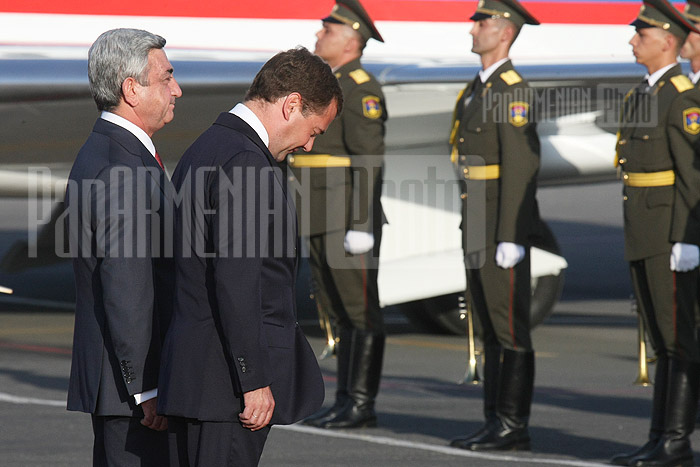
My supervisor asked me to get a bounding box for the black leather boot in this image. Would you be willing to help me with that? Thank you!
[450,345,502,448]
[303,326,352,427]
[319,329,385,429]
[633,359,700,467]
[610,355,668,466]
[454,349,534,451]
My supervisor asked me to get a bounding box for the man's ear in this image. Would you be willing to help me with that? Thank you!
[345,35,359,54]
[122,77,139,107]
[282,92,303,121]
[501,23,515,45]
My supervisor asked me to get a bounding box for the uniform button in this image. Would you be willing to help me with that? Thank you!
[463,168,469,174]
[460,155,466,161]
[288,176,295,182]
[642,135,649,140]
[238,357,244,362]
[618,158,626,164]
[460,193,467,200]
[288,156,295,163]
[618,139,627,145]
[476,128,482,133]
[623,174,629,180]
[623,196,628,201]
[241,368,247,373]
[459,138,465,143]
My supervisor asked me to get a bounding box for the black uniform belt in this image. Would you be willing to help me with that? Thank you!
[288,154,351,168]
[461,164,500,180]
[622,170,675,187]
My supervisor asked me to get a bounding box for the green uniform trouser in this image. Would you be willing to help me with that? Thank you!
[308,229,384,333]
[630,253,700,362]
[465,247,532,351]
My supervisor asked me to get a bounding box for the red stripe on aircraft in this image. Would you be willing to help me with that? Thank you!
[0,341,72,355]
[1,1,662,24]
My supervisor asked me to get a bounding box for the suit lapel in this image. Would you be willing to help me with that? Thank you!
[213,112,298,243]
[93,119,167,195]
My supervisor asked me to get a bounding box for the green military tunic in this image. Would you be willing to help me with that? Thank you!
[289,58,387,331]
[616,65,700,361]
[451,59,540,350]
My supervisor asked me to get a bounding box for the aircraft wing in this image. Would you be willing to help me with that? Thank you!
[0,56,644,276]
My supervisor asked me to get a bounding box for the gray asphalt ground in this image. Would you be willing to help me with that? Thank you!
[2,182,698,466]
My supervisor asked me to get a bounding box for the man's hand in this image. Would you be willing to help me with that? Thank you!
[344,230,374,255]
[495,242,525,269]
[140,397,167,431]
[670,242,700,272]
[239,386,275,431]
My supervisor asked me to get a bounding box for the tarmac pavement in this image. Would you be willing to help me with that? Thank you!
[0,298,696,466]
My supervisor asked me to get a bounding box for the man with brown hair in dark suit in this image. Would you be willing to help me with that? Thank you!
[158,47,343,466]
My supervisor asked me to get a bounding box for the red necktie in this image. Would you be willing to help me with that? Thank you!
[154,151,164,170]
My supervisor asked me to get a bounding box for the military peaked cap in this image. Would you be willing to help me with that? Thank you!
[631,0,700,39]
[470,0,540,27]
[322,0,383,43]
[685,0,700,23]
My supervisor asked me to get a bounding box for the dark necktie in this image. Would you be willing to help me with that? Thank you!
[470,76,484,98]
[464,75,483,109]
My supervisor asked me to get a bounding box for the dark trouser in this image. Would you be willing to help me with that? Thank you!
[450,247,535,451]
[465,247,532,351]
[304,228,385,428]
[610,255,700,466]
[308,229,383,332]
[630,254,700,362]
[91,415,168,467]
[167,417,270,467]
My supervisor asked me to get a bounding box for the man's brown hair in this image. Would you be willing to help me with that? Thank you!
[245,47,344,116]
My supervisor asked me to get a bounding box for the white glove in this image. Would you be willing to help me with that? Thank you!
[344,230,374,255]
[495,242,525,269]
[670,242,700,272]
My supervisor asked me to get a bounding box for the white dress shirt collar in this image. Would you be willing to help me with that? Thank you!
[100,111,156,156]
[229,103,270,148]
[479,57,510,83]
[645,62,677,88]
[690,69,700,85]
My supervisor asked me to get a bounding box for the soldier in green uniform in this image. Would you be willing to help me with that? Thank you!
[289,0,387,429]
[447,0,541,452]
[681,1,700,85]
[611,2,700,466]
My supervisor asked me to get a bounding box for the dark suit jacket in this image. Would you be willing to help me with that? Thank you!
[158,112,324,424]
[66,118,174,416]
[451,60,541,254]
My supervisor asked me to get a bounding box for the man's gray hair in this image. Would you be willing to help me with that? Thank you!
[88,28,166,111]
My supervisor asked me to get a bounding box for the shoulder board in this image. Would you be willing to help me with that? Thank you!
[500,70,522,86]
[349,69,370,85]
[670,75,694,93]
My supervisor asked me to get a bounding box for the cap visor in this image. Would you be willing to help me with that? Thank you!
[470,12,492,21]
[322,16,343,24]
[630,18,654,28]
